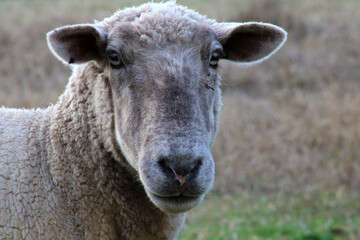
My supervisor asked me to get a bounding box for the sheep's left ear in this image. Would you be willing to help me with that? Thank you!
[215,22,287,64]
[47,24,106,64]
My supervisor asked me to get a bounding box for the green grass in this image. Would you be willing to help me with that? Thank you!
[179,189,360,240]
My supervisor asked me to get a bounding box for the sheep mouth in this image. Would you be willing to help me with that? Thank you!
[147,191,203,213]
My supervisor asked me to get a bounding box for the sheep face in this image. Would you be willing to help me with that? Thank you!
[105,22,222,213]
[47,2,287,213]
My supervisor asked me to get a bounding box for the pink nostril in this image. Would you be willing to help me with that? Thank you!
[170,167,190,187]
[158,157,203,186]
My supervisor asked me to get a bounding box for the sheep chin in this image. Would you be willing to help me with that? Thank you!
[146,190,204,213]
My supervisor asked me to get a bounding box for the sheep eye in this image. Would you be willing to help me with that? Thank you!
[107,51,122,67]
[209,52,220,68]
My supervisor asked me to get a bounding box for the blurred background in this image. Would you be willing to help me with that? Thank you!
[0,0,359,239]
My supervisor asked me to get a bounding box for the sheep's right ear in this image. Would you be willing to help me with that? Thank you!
[47,24,106,64]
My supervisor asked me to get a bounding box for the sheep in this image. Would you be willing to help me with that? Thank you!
[0,2,286,240]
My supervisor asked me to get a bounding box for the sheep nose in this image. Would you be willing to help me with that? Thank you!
[158,157,203,187]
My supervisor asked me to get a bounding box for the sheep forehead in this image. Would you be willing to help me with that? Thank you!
[103,2,216,45]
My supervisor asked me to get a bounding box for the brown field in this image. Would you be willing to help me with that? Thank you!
[1,0,359,199]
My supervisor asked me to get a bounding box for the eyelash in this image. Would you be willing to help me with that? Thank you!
[205,82,214,91]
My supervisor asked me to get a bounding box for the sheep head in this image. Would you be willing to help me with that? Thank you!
[47,2,286,213]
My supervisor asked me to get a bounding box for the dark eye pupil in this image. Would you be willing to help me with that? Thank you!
[109,55,118,62]
[211,56,219,62]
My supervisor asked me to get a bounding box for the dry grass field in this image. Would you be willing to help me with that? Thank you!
[1,0,359,239]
